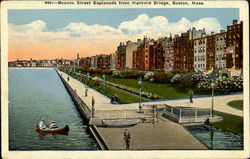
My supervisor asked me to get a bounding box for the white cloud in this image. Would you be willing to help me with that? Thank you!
[119,14,221,35]
[9,20,47,32]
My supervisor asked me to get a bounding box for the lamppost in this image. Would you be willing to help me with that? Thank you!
[103,74,106,93]
[210,82,215,117]
[87,72,90,84]
[138,77,143,113]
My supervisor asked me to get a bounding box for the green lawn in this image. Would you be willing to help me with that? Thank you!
[93,74,191,99]
[210,111,243,136]
[228,100,243,110]
[100,84,149,104]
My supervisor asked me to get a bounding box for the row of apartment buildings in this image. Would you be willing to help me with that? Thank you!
[80,20,243,72]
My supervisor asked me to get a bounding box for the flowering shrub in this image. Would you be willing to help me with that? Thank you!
[171,74,182,84]
[197,77,243,93]
[144,72,154,81]
[192,74,209,82]
[112,70,123,78]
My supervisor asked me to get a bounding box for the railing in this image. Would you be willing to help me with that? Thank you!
[93,108,155,121]
[143,104,211,119]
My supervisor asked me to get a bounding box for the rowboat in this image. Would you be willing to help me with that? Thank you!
[35,125,69,135]
[102,119,141,127]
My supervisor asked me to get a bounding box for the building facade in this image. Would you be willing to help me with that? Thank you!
[96,54,111,69]
[226,20,243,69]
[215,31,227,69]
[174,32,194,72]
[149,39,165,70]
[116,42,126,70]
[125,41,138,69]
[194,37,207,71]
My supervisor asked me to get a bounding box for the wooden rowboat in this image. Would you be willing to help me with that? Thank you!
[35,125,69,135]
[102,119,141,127]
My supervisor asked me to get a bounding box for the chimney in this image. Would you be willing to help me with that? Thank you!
[220,30,225,33]
[211,31,214,35]
[233,19,238,25]
[202,28,205,33]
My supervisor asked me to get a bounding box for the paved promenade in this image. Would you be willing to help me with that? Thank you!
[96,118,207,150]
[58,70,243,116]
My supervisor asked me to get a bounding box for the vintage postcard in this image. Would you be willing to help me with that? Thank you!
[1,0,249,158]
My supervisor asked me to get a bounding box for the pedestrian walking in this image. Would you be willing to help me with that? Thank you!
[67,76,70,82]
[91,96,95,118]
[124,128,131,150]
[189,90,193,103]
[85,88,88,97]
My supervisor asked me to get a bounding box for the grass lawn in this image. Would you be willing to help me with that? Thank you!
[93,74,191,99]
[99,84,149,104]
[210,111,243,136]
[227,100,243,110]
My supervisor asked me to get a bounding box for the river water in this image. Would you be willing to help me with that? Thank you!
[185,125,243,150]
[9,68,99,150]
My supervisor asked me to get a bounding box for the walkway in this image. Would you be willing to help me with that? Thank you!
[96,118,207,150]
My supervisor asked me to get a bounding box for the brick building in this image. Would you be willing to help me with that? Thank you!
[173,31,194,72]
[164,36,174,72]
[96,54,111,69]
[226,20,243,69]
[206,34,216,71]
[80,57,91,70]
[132,37,154,71]
[116,42,126,70]
[149,39,165,70]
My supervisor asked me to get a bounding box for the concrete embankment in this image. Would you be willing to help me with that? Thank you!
[55,68,208,150]
[56,69,92,121]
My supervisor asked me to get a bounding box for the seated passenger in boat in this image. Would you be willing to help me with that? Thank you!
[49,121,58,129]
[39,120,47,129]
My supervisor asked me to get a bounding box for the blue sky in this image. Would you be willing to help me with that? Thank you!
[9,8,239,31]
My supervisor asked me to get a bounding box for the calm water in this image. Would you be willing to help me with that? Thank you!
[9,68,99,150]
[185,125,243,150]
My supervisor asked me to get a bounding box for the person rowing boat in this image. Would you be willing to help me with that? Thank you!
[49,120,58,129]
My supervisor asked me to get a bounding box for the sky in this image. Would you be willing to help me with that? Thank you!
[8,8,239,61]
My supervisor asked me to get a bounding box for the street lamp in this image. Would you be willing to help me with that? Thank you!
[210,82,215,117]
[103,74,106,93]
[87,72,90,84]
[138,77,143,113]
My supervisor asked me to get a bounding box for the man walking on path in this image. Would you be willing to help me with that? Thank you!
[85,88,88,97]
[91,97,95,118]
[124,128,131,150]
[189,90,193,103]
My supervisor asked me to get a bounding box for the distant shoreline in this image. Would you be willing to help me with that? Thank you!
[8,67,55,69]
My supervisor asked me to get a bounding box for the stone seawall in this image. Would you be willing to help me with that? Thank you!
[55,69,92,122]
